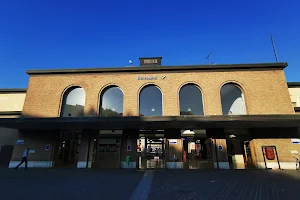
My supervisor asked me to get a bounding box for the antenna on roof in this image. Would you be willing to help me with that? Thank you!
[270,35,279,63]
[205,52,217,65]
[206,52,212,64]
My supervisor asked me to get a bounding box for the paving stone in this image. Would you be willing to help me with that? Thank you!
[148,170,300,200]
[0,169,300,200]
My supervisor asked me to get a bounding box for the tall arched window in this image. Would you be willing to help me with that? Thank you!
[220,83,246,115]
[139,85,162,116]
[100,86,123,117]
[179,84,204,115]
[60,87,86,117]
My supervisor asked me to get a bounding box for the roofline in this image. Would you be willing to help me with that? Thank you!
[294,107,300,112]
[0,114,300,130]
[0,88,27,93]
[26,62,288,75]
[288,82,300,88]
[0,111,22,115]
[139,57,163,60]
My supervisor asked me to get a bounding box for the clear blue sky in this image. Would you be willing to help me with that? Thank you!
[0,0,299,88]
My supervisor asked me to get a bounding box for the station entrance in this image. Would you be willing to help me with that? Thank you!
[181,129,214,169]
[91,134,122,169]
[137,134,166,169]
[183,137,214,169]
[54,131,81,168]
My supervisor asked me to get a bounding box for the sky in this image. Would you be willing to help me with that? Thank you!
[0,0,299,88]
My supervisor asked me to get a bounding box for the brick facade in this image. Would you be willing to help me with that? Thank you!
[3,64,300,170]
[22,69,293,118]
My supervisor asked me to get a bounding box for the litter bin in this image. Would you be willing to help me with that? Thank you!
[126,156,131,168]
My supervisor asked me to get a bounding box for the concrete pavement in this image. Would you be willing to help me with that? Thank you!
[0,169,299,200]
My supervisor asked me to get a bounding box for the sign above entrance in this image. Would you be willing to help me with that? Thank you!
[138,130,164,134]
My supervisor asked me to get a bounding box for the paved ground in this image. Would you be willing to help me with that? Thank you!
[0,169,300,200]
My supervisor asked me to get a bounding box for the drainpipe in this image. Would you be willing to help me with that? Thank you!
[86,132,91,168]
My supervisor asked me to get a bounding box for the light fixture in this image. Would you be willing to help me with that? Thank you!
[229,134,236,138]
[182,130,195,135]
[151,108,155,112]
[188,108,191,111]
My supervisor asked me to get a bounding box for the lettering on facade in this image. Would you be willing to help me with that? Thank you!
[137,76,157,80]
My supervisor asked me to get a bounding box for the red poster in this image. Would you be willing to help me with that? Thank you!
[264,147,275,160]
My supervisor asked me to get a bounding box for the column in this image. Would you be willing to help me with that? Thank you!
[211,138,230,169]
[231,138,245,169]
[120,131,137,168]
[77,130,94,168]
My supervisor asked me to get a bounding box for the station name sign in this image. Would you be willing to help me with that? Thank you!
[137,76,157,80]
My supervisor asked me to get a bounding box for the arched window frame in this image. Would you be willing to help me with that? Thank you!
[220,82,247,115]
[178,83,205,116]
[60,86,86,117]
[99,85,124,117]
[138,84,163,116]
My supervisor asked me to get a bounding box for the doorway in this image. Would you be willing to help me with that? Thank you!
[55,131,81,168]
[91,137,121,169]
[137,136,165,169]
[183,138,214,169]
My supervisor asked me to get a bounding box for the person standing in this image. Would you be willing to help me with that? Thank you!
[14,148,30,170]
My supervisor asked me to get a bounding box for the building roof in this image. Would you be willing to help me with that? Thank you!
[288,82,300,88]
[0,111,22,115]
[26,62,288,75]
[0,88,27,93]
[0,115,299,130]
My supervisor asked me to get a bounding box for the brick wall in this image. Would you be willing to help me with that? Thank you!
[251,138,300,169]
[22,69,293,118]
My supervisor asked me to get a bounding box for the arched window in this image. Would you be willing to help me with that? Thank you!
[60,87,86,117]
[139,85,162,116]
[220,83,246,115]
[100,86,123,117]
[179,84,204,115]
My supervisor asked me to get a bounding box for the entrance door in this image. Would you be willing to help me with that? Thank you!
[92,138,121,169]
[183,138,214,169]
[138,136,165,169]
[55,131,80,168]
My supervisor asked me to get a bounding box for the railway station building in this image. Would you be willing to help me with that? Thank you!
[0,57,300,170]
